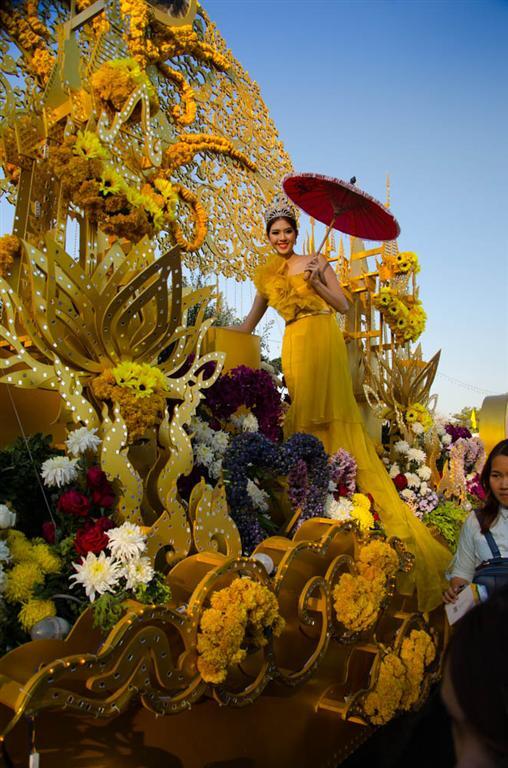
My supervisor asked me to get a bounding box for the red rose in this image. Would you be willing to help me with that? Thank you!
[91,488,115,509]
[41,520,56,544]
[393,473,408,491]
[337,483,351,498]
[74,517,114,556]
[57,489,91,517]
[86,467,108,490]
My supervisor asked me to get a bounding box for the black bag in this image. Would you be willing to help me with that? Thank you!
[472,529,508,595]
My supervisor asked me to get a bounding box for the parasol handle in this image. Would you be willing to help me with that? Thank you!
[314,215,336,257]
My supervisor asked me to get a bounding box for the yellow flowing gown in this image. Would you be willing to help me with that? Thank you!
[254,254,451,612]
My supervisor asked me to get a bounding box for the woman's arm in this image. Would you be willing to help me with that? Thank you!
[443,514,477,603]
[443,577,469,604]
[235,292,268,333]
[306,255,349,314]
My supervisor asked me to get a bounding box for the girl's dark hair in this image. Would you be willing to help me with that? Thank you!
[477,439,508,533]
[447,586,508,761]
[266,216,298,237]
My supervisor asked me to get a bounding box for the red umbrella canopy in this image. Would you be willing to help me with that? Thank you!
[283,172,400,242]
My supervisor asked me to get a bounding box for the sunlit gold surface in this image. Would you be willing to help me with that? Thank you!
[202,327,261,372]
[479,393,508,454]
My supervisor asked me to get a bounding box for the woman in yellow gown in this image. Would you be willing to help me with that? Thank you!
[236,195,451,612]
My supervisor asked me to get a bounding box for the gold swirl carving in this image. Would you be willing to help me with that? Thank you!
[188,478,241,558]
[100,405,144,525]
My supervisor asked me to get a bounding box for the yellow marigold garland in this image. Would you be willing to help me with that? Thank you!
[158,63,197,126]
[76,0,110,36]
[333,540,399,633]
[0,234,21,277]
[90,58,159,118]
[0,3,54,84]
[164,133,256,175]
[91,366,168,442]
[197,577,285,684]
[363,629,436,724]
[169,183,208,252]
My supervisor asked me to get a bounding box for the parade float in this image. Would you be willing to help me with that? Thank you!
[0,2,505,766]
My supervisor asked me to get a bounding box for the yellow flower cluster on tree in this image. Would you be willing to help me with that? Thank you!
[48,131,177,243]
[363,629,436,724]
[3,531,60,631]
[374,287,426,343]
[119,0,159,66]
[168,183,208,252]
[0,2,54,85]
[164,133,257,175]
[91,58,159,119]
[404,403,433,432]
[333,540,399,633]
[197,577,285,684]
[0,234,21,277]
[91,367,168,442]
[350,493,375,533]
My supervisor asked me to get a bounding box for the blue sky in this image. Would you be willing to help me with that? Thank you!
[206,0,508,416]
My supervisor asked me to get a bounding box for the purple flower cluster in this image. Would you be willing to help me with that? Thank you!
[416,490,439,518]
[466,472,486,501]
[328,448,357,497]
[222,432,280,553]
[279,433,330,526]
[445,424,472,443]
[288,459,308,511]
[204,365,283,442]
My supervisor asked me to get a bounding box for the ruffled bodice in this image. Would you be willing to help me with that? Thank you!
[253,255,328,321]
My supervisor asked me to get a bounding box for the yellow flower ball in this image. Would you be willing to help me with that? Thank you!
[18,599,57,632]
[5,562,44,603]
[32,543,62,575]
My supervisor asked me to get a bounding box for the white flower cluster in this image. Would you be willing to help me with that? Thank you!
[70,522,154,602]
[246,478,269,512]
[0,538,11,596]
[41,456,80,488]
[324,496,353,522]
[389,441,438,519]
[65,427,101,457]
[0,504,16,529]
[191,417,230,480]
[230,412,259,433]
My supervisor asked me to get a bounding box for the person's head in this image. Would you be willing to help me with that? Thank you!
[266,216,298,256]
[442,587,508,767]
[477,439,508,532]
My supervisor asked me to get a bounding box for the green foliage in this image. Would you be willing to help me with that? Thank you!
[92,592,127,632]
[134,571,172,605]
[426,501,468,552]
[0,433,61,537]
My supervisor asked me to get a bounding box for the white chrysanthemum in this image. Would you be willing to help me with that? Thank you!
[411,422,425,435]
[325,496,353,522]
[419,482,429,495]
[0,504,16,529]
[242,413,259,432]
[441,434,452,446]
[65,427,101,457]
[195,443,214,468]
[123,557,154,590]
[212,430,229,454]
[400,488,416,502]
[246,479,269,512]
[208,460,223,480]
[0,540,10,562]
[41,456,80,488]
[405,472,421,489]
[107,522,146,562]
[328,480,338,493]
[389,463,401,478]
[407,448,426,465]
[70,551,121,602]
[417,466,432,481]
[394,440,410,455]
[190,417,213,444]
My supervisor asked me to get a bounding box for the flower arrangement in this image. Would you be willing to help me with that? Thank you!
[382,251,420,276]
[70,521,171,631]
[91,362,170,442]
[363,629,436,724]
[374,287,426,343]
[0,233,21,277]
[388,441,438,519]
[404,402,433,433]
[90,57,159,120]
[333,540,399,633]
[424,501,468,552]
[48,131,177,243]
[196,577,284,684]
[190,416,230,482]
[204,365,284,443]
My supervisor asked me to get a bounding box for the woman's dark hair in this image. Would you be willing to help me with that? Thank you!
[477,439,508,533]
[266,215,298,238]
[447,586,508,762]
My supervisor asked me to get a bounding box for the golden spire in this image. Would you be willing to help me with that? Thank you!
[385,174,391,208]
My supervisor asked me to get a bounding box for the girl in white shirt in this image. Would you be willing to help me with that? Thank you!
[444,438,508,603]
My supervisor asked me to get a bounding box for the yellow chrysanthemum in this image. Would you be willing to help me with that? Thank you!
[18,599,56,632]
[73,130,109,160]
[99,164,124,196]
[112,361,168,399]
[7,530,33,562]
[351,505,374,533]
[32,543,62,575]
[5,561,44,603]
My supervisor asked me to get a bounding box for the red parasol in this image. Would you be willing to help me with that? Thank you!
[282,172,400,244]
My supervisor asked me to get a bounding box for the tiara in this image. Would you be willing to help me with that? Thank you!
[263,192,297,225]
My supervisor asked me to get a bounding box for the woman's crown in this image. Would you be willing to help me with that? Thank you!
[263,193,297,224]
